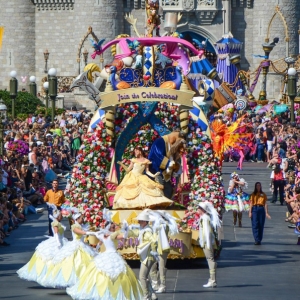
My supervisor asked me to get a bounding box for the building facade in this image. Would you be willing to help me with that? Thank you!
[0,0,299,101]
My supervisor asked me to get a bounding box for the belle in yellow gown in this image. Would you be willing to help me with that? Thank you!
[113,154,174,210]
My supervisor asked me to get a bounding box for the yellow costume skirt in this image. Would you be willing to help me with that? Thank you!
[66,250,143,300]
[17,236,68,283]
[37,240,95,288]
[113,172,173,209]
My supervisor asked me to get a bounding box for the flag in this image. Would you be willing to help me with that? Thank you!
[0,27,4,51]
[189,102,211,139]
[88,108,105,132]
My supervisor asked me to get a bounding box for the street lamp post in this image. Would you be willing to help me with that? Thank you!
[29,76,37,97]
[44,49,50,74]
[48,68,57,122]
[82,48,89,66]
[43,81,49,109]
[287,67,298,122]
[0,99,7,156]
[9,70,18,120]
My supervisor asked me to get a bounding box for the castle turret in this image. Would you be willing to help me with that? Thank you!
[0,0,35,90]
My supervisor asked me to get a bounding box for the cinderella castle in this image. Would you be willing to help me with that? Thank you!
[0,0,299,105]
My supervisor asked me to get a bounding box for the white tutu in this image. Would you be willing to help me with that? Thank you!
[17,236,68,283]
[67,232,143,300]
[37,239,95,288]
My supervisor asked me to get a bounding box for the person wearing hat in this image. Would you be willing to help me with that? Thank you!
[149,210,179,294]
[37,209,95,288]
[17,204,68,283]
[197,201,222,288]
[127,210,158,300]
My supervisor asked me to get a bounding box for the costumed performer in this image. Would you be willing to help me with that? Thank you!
[225,172,250,227]
[113,146,174,209]
[66,209,143,300]
[148,130,186,198]
[37,209,95,288]
[197,201,222,288]
[127,210,159,300]
[148,210,179,294]
[17,204,68,283]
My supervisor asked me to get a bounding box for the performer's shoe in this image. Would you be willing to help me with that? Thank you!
[151,293,158,300]
[203,280,217,288]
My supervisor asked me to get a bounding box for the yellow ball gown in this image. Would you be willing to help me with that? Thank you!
[113,159,174,209]
[66,231,143,300]
[17,220,68,283]
[37,223,95,288]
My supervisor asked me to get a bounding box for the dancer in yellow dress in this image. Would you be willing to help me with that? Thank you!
[113,146,174,209]
[37,210,95,288]
[66,219,143,300]
[17,204,68,283]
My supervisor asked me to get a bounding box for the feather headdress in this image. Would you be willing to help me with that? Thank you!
[157,210,179,236]
[198,201,222,231]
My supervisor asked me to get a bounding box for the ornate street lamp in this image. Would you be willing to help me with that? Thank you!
[82,48,89,66]
[43,81,49,109]
[0,99,7,156]
[287,67,297,122]
[44,49,50,74]
[48,68,57,122]
[29,76,37,97]
[258,38,279,101]
[9,70,18,120]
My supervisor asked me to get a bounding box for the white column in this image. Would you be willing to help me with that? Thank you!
[223,0,231,34]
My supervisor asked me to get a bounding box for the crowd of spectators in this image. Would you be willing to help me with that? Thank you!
[0,107,92,246]
[219,108,300,244]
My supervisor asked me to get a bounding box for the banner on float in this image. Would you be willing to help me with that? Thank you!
[99,87,195,109]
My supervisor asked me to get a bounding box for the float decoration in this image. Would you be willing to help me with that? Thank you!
[69,5,229,259]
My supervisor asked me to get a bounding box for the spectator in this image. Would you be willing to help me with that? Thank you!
[44,179,65,236]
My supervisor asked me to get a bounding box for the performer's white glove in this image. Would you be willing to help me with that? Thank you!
[129,224,140,230]
[122,220,129,238]
[150,251,160,262]
[154,172,160,177]
[85,231,96,236]
[169,160,175,168]
[54,234,62,249]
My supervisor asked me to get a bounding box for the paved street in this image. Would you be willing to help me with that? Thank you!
[0,162,299,300]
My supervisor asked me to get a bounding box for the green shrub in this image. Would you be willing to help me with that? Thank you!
[0,90,44,117]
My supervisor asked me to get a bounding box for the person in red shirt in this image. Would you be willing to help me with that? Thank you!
[270,163,286,205]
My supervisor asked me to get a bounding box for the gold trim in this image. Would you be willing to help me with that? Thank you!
[265,5,289,43]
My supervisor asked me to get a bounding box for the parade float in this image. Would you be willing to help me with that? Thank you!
[64,5,234,259]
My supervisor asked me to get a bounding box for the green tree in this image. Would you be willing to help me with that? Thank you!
[0,90,44,117]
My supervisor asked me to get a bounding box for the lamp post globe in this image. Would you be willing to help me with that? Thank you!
[288,67,297,76]
[48,68,57,76]
[43,81,49,110]
[10,70,17,78]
